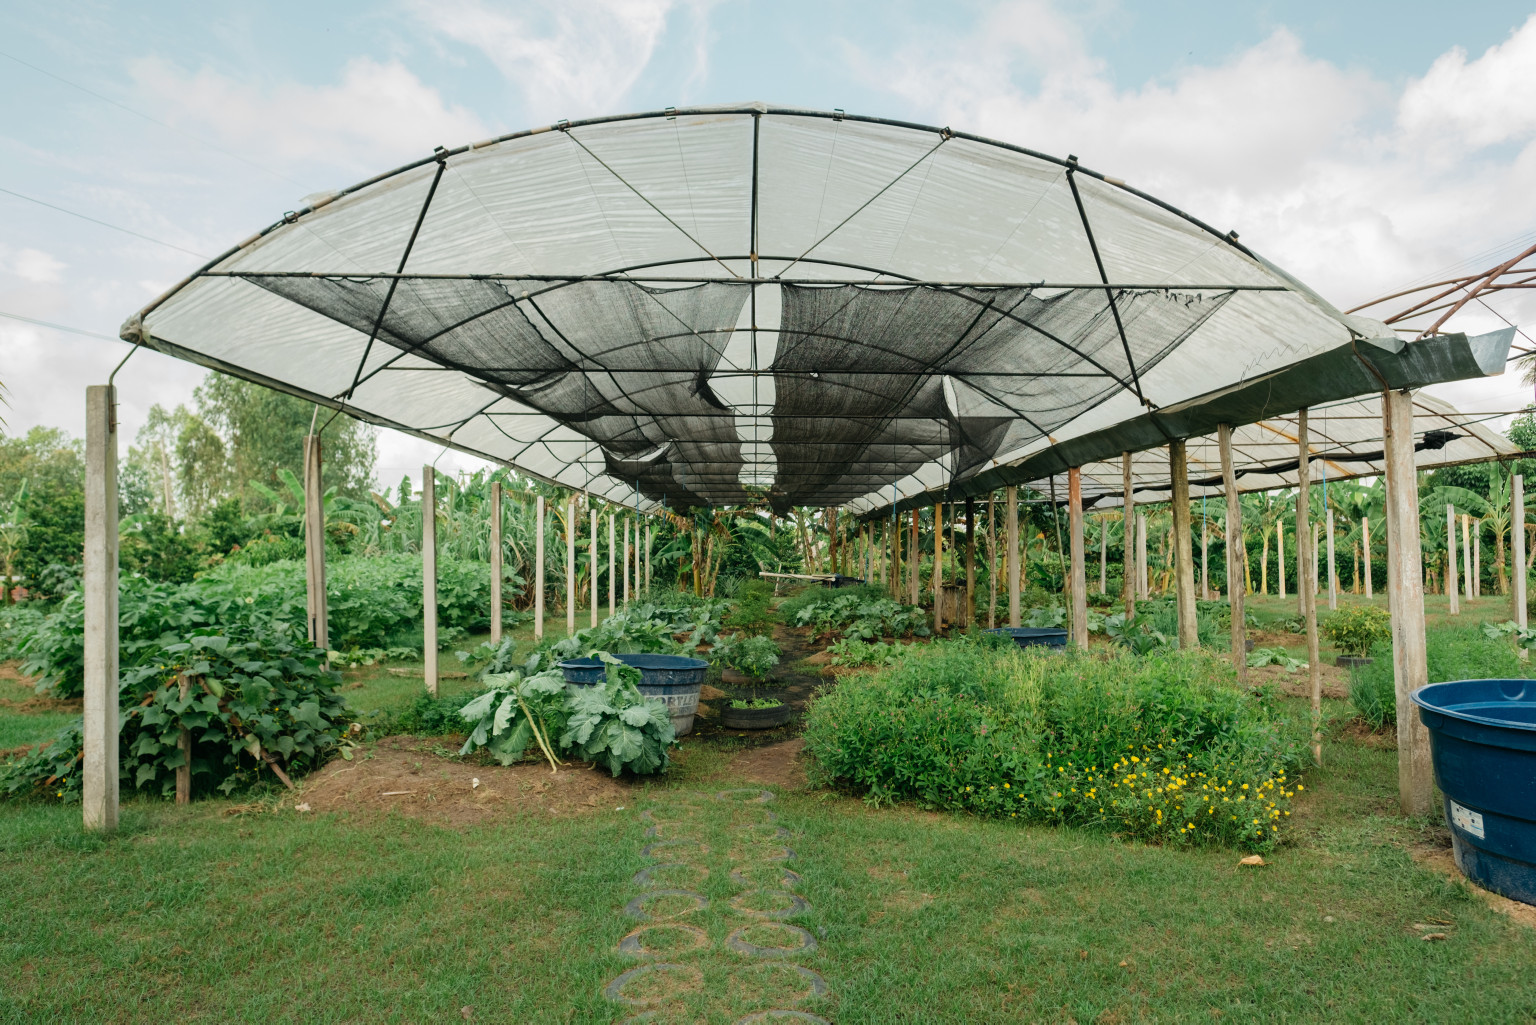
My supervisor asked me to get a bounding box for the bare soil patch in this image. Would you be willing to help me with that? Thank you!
[298,735,635,827]
[1412,841,1536,929]
[1338,719,1397,749]
[1245,662,1349,699]
[0,662,76,713]
[727,738,808,790]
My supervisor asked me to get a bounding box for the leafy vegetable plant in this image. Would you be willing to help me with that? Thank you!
[1323,606,1392,656]
[559,655,674,776]
[1247,647,1307,672]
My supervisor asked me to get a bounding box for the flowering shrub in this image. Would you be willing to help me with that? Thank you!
[803,641,1307,851]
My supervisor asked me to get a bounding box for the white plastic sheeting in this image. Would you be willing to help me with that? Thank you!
[126,104,1389,510]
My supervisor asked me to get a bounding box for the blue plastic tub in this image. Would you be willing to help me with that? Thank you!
[986,627,1068,651]
[557,654,710,736]
[1412,679,1536,905]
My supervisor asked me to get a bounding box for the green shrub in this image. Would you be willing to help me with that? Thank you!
[724,580,776,635]
[827,638,904,668]
[789,590,929,640]
[1351,625,1532,728]
[711,633,781,680]
[0,603,45,661]
[804,640,1307,850]
[1324,606,1392,656]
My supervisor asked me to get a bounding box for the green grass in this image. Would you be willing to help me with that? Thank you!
[3,709,1536,1021]
[0,709,72,751]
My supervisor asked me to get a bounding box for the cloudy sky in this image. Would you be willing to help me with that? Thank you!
[3,0,1534,487]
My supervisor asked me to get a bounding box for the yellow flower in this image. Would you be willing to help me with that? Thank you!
[1004,783,1010,788]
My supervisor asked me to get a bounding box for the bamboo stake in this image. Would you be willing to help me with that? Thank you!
[534,495,545,643]
[1296,410,1320,766]
[422,465,438,698]
[1447,505,1460,615]
[176,672,192,805]
[490,482,503,645]
[1069,467,1088,649]
[1218,424,1246,680]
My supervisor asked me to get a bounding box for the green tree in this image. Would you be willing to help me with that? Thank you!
[0,427,84,594]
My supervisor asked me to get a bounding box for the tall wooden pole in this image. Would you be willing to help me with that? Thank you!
[965,498,976,627]
[422,466,438,698]
[590,506,599,627]
[1099,515,1108,594]
[566,496,576,636]
[1326,507,1337,611]
[1169,441,1198,648]
[1136,511,1149,601]
[645,520,652,593]
[1462,513,1474,603]
[623,515,632,606]
[1473,520,1481,599]
[1516,476,1528,628]
[490,482,503,645]
[608,513,617,616]
[909,508,920,606]
[1007,486,1021,627]
[534,495,545,643]
[83,385,119,832]
[1447,505,1460,615]
[1122,453,1136,617]
[891,514,902,600]
[1385,389,1432,814]
[1200,519,1209,600]
[1277,522,1286,600]
[932,503,944,632]
[1069,467,1088,649]
[1296,411,1320,766]
[303,435,328,651]
[987,498,997,628]
[1218,425,1246,680]
[1364,516,1373,599]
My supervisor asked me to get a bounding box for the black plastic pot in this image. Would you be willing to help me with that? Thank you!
[721,702,793,730]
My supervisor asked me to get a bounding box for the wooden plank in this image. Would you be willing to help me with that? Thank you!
[1385,388,1432,815]
[1069,467,1088,649]
[422,465,438,698]
[1122,453,1136,616]
[490,482,502,645]
[1007,485,1021,627]
[1296,410,1320,766]
[1169,440,1198,647]
[1218,424,1246,681]
[534,495,545,643]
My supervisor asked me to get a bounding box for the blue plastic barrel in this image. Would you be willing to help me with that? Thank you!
[1412,679,1536,905]
[557,654,710,736]
[986,627,1068,650]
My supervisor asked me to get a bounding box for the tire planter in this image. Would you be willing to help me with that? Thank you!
[558,654,708,736]
[722,701,793,730]
[1335,655,1374,669]
[720,667,753,686]
[1412,679,1536,905]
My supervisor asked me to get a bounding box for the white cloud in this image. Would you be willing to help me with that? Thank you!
[411,0,679,119]
[10,248,66,284]
[127,57,489,172]
[1399,14,1536,149]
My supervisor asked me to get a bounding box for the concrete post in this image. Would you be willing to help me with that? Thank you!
[534,495,545,643]
[1069,467,1088,649]
[422,466,438,698]
[1218,424,1246,681]
[490,481,502,645]
[932,503,943,632]
[1463,513,1474,603]
[566,497,576,636]
[909,508,919,607]
[1447,505,1460,615]
[1385,388,1432,815]
[1516,476,1528,628]
[623,515,632,606]
[965,498,976,627]
[590,506,599,627]
[1136,511,1149,601]
[1296,411,1321,765]
[1122,453,1136,617]
[1169,441,1198,648]
[303,435,328,650]
[83,385,119,832]
[608,513,617,616]
[1007,485,1021,627]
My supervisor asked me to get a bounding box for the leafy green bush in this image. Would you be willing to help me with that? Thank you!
[376,692,472,736]
[1324,606,1392,656]
[0,603,45,661]
[1248,647,1307,672]
[1351,626,1532,728]
[827,638,904,668]
[1,629,355,801]
[711,634,781,679]
[791,591,929,640]
[804,640,1307,850]
[724,580,777,635]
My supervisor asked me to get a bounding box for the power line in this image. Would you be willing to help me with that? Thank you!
[0,49,307,188]
[0,185,208,258]
[0,310,121,342]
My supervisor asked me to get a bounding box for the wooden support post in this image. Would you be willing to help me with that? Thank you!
[987,498,997,628]
[533,495,545,643]
[1385,388,1432,815]
[891,514,902,600]
[303,435,328,651]
[1473,519,1482,599]
[1296,411,1321,766]
[1169,440,1198,648]
[623,516,632,606]
[1007,485,1021,627]
[1100,515,1108,594]
[645,520,652,593]
[1218,424,1246,681]
[1123,453,1135,617]
[1069,467,1088,649]
[1136,511,1149,601]
[1200,519,1209,600]
[1447,505,1460,615]
[566,497,576,636]
[608,513,617,616]
[1277,521,1286,600]
[1463,513,1474,603]
[176,673,192,805]
[490,482,503,645]
[590,506,599,627]
[83,385,120,831]
[909,508,920,606]
[932,503,944,632]
[422,465,438,698]
[1327,508,1338,611]
[1364,516,1373,599]
[965,498,976,627]
[1516,476,1528,628]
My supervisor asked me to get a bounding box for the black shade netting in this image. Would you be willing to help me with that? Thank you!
[770,283,1232,506]
[247,275,752,506]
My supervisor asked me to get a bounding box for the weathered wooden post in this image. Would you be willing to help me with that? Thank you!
[1007,485,1021,627]
[1385,388,1432,814]
[1277,519,1286,600]
[1136,511,1149,601]
[1516,476,1528,628]
[623,515,632,606]
[533,495,545,643]
[1447,504,1460,615]
[1069,467,1088,649]
[909,508,920,606]
[1122,453,1136,617]
[1473,519,1481,599]
[1169,441,1198,648]
[891,512,902,600]
[1296,411,1320,765]
[1218,424,1246,680]
[176,673,192,805]
[645,519,653,593]
[1201,519,1209,600]
[83,385,118,831]
[303,434,328,651]
[608,512,617,616]
[1326,507,1338,611]
[1363,516,1373,599]
[422,465,438,697]
[566,496,576,636]
[965,498,976,626]
[590,505,599,627]
[932,502,944,632]
[1463,513,1474,603]
[490,481,503,645]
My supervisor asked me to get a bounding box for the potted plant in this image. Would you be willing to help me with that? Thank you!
[714,634,790,729]
[1323,605,1391,668]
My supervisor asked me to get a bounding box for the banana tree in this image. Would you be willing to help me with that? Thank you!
[0,479,28,604]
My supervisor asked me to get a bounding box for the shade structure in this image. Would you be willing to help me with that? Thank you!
[124,103,1451,510]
